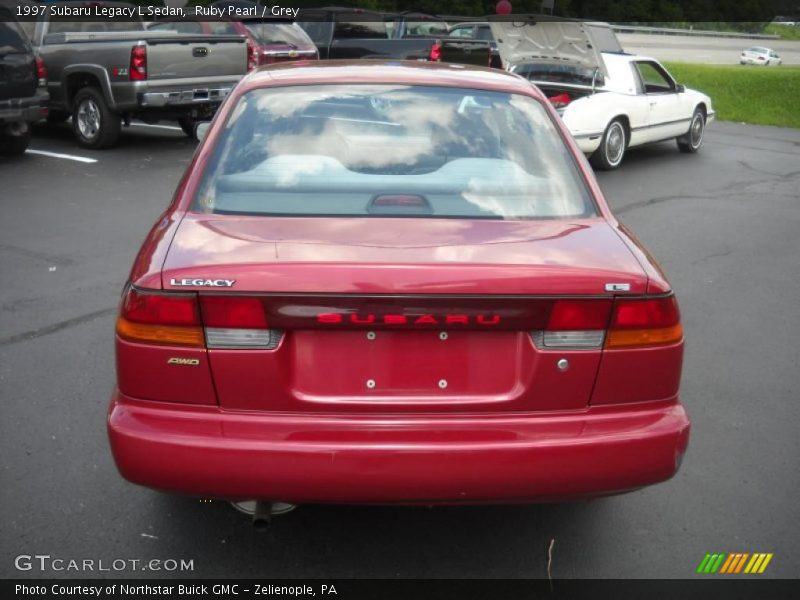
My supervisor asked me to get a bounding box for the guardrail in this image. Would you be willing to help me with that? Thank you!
[611,24,780,40]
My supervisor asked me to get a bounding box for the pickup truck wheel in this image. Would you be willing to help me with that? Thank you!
[677,109,705,153]
[0,129,31,156]
[177,117,196,138]
[47,110,70,125]
[72,87,121,149]
[590,118,627,170]
[178,116,210,140]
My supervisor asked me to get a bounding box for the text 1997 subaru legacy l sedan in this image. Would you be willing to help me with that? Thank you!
[108,61,690,516]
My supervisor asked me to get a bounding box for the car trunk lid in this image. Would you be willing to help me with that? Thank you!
[487,17,622,78]
[160,215,649,414]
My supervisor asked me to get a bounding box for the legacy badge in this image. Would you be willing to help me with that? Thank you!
[170,278,235,287]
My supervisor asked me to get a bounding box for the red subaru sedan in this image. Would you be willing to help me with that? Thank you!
[108,61,689,516]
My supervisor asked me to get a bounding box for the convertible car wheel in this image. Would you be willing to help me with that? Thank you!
[590,118,626,170]
[677,109,705,153]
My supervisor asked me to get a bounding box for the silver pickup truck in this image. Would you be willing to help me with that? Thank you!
[30,2,248,148]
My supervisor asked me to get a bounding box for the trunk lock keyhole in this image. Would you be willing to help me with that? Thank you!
[557,358,569,372]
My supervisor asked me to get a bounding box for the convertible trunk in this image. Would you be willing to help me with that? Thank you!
[159,215,649,414]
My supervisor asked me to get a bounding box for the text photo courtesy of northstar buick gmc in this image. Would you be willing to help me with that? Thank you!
[108,60,690,522]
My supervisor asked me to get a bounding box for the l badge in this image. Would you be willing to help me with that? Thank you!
[605,283,631,292]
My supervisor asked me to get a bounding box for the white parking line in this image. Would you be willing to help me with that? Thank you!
[26,149,97,164]
[128,123,183,131]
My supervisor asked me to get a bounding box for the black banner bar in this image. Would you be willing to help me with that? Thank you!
[4,579,800,600]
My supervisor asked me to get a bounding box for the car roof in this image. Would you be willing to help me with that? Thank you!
[239,60,541,97]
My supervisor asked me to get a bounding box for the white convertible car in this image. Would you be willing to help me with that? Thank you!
[488,17,715,169]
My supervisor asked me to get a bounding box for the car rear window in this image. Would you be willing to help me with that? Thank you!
[0,9,30,53]
[193,84,595,220]
[333,20,391,40]
[402,20,449,37]
[243,21,313,46]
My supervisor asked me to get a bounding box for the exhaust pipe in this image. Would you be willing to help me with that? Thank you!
[252,501,272,531]
[229,500,298,529]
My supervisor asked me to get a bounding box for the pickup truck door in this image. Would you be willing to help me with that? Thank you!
[633,60,691,142]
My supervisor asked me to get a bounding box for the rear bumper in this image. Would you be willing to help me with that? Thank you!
[0,89,49,124]
[139,86,234,108]
[108,391,690,504]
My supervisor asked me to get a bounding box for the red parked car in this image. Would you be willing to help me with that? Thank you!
[108,61,690,520]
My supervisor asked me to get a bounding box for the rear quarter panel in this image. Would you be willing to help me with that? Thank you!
[561,91,649,147]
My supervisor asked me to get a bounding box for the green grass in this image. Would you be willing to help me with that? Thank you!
[664,62,800,128]
[763,24,800,40]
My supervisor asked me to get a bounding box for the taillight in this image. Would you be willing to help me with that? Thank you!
[247,40,258,71]
[200,296,282,349]
[35,56,47,86]
[531,295,682,350]
[130,45,147,81]
[429,41,442,62]
[116,288,204,347]
[605,296,683,349]
[116,288,284,349]
[532,299,612,349]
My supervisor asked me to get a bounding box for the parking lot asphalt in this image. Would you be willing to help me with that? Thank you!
[1,120,798,579]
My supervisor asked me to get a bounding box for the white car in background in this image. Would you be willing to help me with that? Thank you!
[489,16,715,170]
[740,47,783,66]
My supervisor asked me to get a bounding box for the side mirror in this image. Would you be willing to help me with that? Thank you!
[194,121,211,142]
[676,84,686,93]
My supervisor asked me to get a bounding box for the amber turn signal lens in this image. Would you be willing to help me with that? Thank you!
[605,323,683,349]
[116,317,205,347]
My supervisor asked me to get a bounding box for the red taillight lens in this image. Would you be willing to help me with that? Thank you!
[247,41,258,70]
[130,45,147,81]
[429,41,442,62]
[605,295,683,348]
[199,296,268,328]
[35,56,47,86]
[116,288,203,347]
[533,299,612,349]
[200,296,281,349]
[546,299,612,331]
